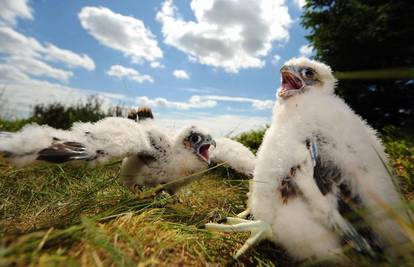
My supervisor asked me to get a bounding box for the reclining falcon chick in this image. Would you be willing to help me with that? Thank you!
[0,107,255,192]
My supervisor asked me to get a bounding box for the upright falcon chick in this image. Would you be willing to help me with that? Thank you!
[206,58,412,263]
[0,108,255,192]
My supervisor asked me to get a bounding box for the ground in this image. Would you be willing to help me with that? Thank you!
[0,126,413,266]
[0,158,294,266]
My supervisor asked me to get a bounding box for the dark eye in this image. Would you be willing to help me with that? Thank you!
[191,135,201,143]
[301,68,315,79]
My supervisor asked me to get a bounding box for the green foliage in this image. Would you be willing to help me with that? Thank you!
[235,126,268,154]
[382,126,414,193]
[302,0,414,131]
[30,96,108,130]
[0,118,34,131]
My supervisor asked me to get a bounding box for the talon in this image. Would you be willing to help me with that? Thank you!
[217,217,228,224]
[205,218,272,261]
[237,208,251,219]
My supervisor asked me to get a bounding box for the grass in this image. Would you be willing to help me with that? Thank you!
[0,123,413,266]
[0,157,290,266]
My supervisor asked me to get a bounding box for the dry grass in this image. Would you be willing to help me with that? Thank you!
[0,158,287,266]
[1,154,413,266]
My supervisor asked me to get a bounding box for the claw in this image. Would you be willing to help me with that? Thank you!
[237,208,251,219]
[205,217,272,261]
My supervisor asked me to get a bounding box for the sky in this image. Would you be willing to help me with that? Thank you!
[0,0,313,136]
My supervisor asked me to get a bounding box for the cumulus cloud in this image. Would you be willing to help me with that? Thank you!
[0,67,269,135]
[0,0,33,25]
[5,56,73,82]
[150,62,165,69]
[106,65,153,83]
[199,95,274,110]
[136,94,273,110]
[299,44,314,57]
[157,113,270,137]
[272,54,281,65]
[43,44,95,70]
[79,6,163,64]
[137,95,216,110]
[0,64,270,135]
[0,26,95,81]
[173,70,189,79]
[0,26,43,57]
[0,65,123,118]
[156,0,292,72]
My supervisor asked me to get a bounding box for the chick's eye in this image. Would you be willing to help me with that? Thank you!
[302,68,315,79]
[191,135,201,143]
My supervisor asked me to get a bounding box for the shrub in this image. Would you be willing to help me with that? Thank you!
[30,96,107,130]
[234,126,268,154]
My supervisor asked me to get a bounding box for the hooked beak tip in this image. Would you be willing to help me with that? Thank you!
[212,140,217,148]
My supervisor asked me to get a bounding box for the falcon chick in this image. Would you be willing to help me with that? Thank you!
[206,58,412,263]
[0,108,255,192]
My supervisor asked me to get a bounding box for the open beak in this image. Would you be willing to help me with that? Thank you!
[197,139,216,164]
[278,70,304,98]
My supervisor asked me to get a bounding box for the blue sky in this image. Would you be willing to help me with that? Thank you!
[0,0,313,136]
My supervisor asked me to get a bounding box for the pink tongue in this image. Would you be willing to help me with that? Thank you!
[283,82,295,90]
[199,145,210,160]
[283,73,302,90]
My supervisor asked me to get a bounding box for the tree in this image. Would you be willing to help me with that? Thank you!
[301,0,414,132]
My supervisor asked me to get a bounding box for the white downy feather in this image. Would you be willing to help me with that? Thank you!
[251,57,410,261]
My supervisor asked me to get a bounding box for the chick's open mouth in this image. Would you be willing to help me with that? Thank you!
[281,71,304,92]
[198,144,211,162]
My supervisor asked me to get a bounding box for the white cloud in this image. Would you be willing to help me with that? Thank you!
[173,69,189,79]
[0,0,33,25]
[136,94,274,111]
[43,44,95,71]
[0,26,96,75]
[156,0,292,73]
[106,65,154,83]
[0,26,43,57]
[181,87,217,94]
[150,62,165,69]
[137,95,216,110]
[79,6,163,64]
[0,65,269,136]
[157,113,269,137]
[0,64,30,81]
[0,69,269,136]
[293,0,306,9]
[272,54,281,65]
[299,44,314,57]
[199,95,274,110]
[5,56,73,82]
[0,66,113,118]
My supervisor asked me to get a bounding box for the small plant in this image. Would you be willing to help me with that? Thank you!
[235,126,268,154]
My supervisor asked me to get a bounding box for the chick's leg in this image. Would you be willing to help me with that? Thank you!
[205,218,271,260]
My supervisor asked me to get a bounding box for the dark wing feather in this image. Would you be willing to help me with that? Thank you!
[37,142,91,163]
[0,117,154,166]
[338,183,383,255]
[307,137,380,257]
